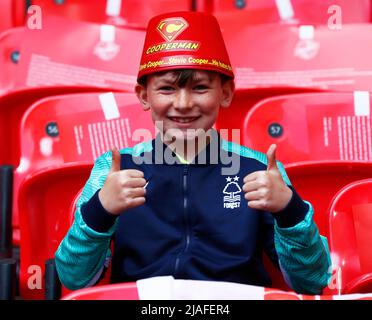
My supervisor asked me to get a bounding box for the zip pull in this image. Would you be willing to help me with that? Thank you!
[183,165,189,175]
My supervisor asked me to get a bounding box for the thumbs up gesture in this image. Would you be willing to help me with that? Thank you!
[242,144,292,213]
[98,147,147,215]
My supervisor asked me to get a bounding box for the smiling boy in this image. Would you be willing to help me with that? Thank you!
[55,11,331,295]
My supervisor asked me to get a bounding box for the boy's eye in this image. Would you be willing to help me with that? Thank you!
[158,86,175,91]
[193,85,209,91]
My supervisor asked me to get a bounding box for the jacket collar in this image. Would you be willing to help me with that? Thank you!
[142,129,231,166]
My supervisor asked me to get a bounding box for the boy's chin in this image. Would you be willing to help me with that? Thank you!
[163,128,211,143]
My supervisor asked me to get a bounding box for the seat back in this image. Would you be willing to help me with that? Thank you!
[0,86,110,167]
[17,92,150,168]
[15,15,145,92]
[199,0,371,24]
[61,282,139,300]
[56,188,118,299]
[264,161,372,294]
[17,92,155,299]
[0,0,14,33]
[285,161,372,240]
[249,161,372,294]
[243,92,372,164]
[32,0,192,29]
[216,87,322,144]
[329,179,372,294]
[215,23,372,136]
[0,86,111,246]
[224,23,372,92]
[0,27,24,96]
[60,276,372,300]
[0,0,26,33]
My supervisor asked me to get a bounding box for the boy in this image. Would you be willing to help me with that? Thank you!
[55,11,331,295]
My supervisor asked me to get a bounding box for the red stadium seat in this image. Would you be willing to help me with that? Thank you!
[60,276,372,300]
[243,92,372,164]
[285,161,372,243]
[285,161,372,295]
[0,86,111,167]
[266,160,372,294]
[18,163,93,300]
[329,179,372,294]
[57,188,112,299]
[216,22,372,137]
[0,86,111,248]
[0,27,24,96]
[216,87,323,143]
[197,0,371,25]
[0,1,14,33]
[31,0,192,29]
[15,15,145,92]
[17,92,154,299]
[1,15,147,249]
[0,0,26,33]
[61,281,139,300]
[0,17,148,247]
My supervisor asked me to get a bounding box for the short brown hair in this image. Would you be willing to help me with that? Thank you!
[137,69,232,88]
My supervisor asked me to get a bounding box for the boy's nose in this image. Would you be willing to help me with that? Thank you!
[174,90,194,111]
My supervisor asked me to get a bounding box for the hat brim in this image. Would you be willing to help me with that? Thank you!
[137,64,234,82]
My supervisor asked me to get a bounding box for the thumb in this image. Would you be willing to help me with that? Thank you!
[266,144,278,172]
[110,147,121,173]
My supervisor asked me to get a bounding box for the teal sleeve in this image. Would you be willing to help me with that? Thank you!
[55,151,118,290]
[274,205,332,295]
[274,162,332,295]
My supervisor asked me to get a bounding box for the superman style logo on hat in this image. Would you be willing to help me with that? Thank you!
[157,18,188,42]
[138,11,234,80]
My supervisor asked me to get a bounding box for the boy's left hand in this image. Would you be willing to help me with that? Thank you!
[242,144,293,213]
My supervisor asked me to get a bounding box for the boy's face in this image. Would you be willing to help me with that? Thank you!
[135,70,234,142]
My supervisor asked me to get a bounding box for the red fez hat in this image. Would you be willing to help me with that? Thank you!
[137,11,234,81]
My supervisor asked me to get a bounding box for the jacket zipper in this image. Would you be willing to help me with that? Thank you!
[174,165,191,275]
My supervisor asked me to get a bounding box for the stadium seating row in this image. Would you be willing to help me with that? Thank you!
[1,91,371,300]
[0,0,371,300]
[60,275,372,300]
[2,0,371,34]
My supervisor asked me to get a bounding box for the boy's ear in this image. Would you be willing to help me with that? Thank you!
[135,84,150,111]
[220,79,235,108]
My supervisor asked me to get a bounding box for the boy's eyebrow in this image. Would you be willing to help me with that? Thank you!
[192,77,213,83]
[191,73,216,83]
[157,78,177,84]
[153,71,216,86]
[153,76,178,85]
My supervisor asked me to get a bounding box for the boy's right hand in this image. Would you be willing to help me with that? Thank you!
[98,147,146,215]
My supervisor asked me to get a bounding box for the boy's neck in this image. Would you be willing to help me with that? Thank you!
[161,129,214,164]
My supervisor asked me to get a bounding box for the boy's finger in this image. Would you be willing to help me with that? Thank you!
[244,191,261,201]
[126,197,146,209]
[247,200,265,211]
[129,187,147,198]
[242,181,261,193]
[243,171,262,183]
[110,147,121,173]
[124,169,145,178]
[123,177,147,188]
[266,144,278,172]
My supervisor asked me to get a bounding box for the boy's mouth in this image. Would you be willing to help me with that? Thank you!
[168,116,200,124]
